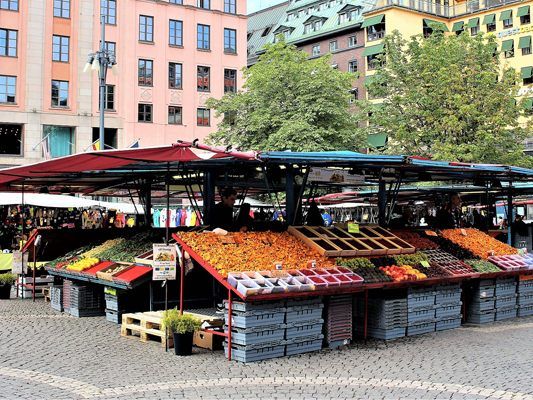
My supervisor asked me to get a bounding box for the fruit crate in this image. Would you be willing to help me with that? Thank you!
[285,304,324,324]
[518,280,533,294]
[468,298,495,312]
[433,261,474,277]
[435,303,462,319]
[495,279,517,297]
[422,249,460,263]
[324,295,352,345]
[495,306,518,321]
[285,337,323,356]
[495,294,517,309]
[224,310,285,329]
[436,317,462,331]
[224,342,285,363]
[518,293,533,306]
[223,300,285,313]
[406,321,436,336]
[407,292,436,310]
[435,286,462,305]
[227,325,286,346]
[356,325,406,340]
[518,304,533,317]
[105,309,122,324]
[285,319,324,340]
[68,307,105,318]
[466,310,495,324]
[357,314,407,330]
[407,307,436,324]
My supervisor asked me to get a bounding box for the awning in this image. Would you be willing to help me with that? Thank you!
[500,9,512,20]
[501,39,514,52]
[517,5,530,17]
[519,36,531,49]
[452,21,464,32]
[523,98,533,110]
[363,43,385,56]
[483,13,495,24]
[361,14,384,28]
[521,66,533,79]
[423,18,449,32]
[368,134,388,148]
[467,17,479,28]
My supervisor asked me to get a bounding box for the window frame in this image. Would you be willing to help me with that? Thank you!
[329,40,338,52]
[503,18,513,29]
[0,29,17,57]
[224,28,237,54]
[169,19,183,47]
[312,44,320,56]
[104,41,116,58]
[521,13,531,25]
[224,0,236,14]
[486,22,496,32]
[138,103,153,123]
[197,66,210,92]
[0,0,18,11]
[367,23,385,42]
[138,59,154,87]
[348,60,358,73]
[169,62,183,89]
[139,15,154,43]
[197,108,210,127]
[101,0,117,25]
[224,68,237,93]
[197,24,211,50]
[0,74,16,104]
[52,35,69,62]
[51,80,69,108]
[99,84,115,111]
[0,123,22,156]
[523,46,532,56]
[53,0,70,18]
[197,0,210,9]
[348,35,357,47]
[168,106,183,125]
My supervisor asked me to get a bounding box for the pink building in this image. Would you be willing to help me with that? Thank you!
[0,0,247,167]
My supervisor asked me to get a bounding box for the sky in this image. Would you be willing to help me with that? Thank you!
[247,0,287,14]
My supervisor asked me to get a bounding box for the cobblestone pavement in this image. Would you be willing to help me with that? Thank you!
[1,299,532,400]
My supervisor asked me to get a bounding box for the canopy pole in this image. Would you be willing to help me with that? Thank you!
[285,165,295,225]
[143,178,152,228]
[21,180,25,300]
[507,181,513,246]
[378,177,387,227]
[292,167,310,226]
[166,163,170,245]
[203,170,216,226]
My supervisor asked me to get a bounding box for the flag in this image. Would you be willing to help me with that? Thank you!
[92,139,100,151]
[129,139,140,148]
[41,137,51,160]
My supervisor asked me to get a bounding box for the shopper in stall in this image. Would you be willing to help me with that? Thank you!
[434,192,463,229]
[209,187,238,231]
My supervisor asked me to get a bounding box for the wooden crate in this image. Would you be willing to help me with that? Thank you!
[96,263,132,281]
[121,311,173,348]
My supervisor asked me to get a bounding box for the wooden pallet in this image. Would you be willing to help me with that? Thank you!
[121,311,173,348]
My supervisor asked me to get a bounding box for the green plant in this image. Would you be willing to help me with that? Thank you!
[162,309,202,334]
[0,273,16,286]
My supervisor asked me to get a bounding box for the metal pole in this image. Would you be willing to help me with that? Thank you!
[99,14,107,149]
[227,289,232,361]
[165,164,170,245]
[378,178,387,227]
[507,181,513,246]
[285,165,295,225]
[21,181,25,299]
[32,243,36,302]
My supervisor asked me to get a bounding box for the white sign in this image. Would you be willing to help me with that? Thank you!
[308,168,365,185]
[12,251,28,274]
[152,244,177,281]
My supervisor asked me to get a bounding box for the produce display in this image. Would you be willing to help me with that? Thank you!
[86,232,156,262]
[488,255,528,271]
[440,228,517,259]
[466,259,502,273]
[177,231,335,277]
[336,258,392,283]
[379,265,427,282]
[393,253,429,266]
[391,230,439,250]
[66,258,100,272]
[82,238,125,258]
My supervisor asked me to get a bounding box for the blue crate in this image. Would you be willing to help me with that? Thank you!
[467,310,495,324]
[518,305,533,317]
[478,279,495,286]
[227,325,286,346]
[286,297,322,307]
[225,311,285,329]
[495,294,517,309]
[435,303,462,319]
[224,343,285,363]
[407,307,436,324]
[435,289,462,305]
[518,293,533,306]
[286,306,324,324]
[435,283,461,292]
[285,320,323,340]
[407,321,436,336]
[472,286,495,299]
[468,298,495,312]
[436,317,461,331]
[105,309,122,324]
[496,277,516,285]
[495,306,517,321]
[285,338,323,356]
[495,283,517,297]
[224,300,285,313]
[518,281,533,294]
[356,326,405,340]
[407,294,436,310]
[68,308,105,318]
[362,317,407,330]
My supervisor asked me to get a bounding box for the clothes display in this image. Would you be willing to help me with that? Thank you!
[152,208,201,228]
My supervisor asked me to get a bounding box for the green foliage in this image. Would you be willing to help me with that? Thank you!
[162,309,202,334]
[394,252,429,266]
[207,40,363,151]
[357,30,532,167]
[336,257,375,269]
[466,259,501,273]
[0,273,16,285]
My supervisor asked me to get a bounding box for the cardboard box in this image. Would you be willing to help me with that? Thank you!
[193,330,223,351]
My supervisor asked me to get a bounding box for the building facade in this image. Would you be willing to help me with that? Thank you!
[0,0,247,168]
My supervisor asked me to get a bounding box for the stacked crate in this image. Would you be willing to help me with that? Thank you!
[50,285,63,312]
[466,279,496,324]
[494,278,518,321]
[224,300,286,363]
[517,279,533,317]
[67,283,105,317]
[324,295,352,348]
[105,292,123,323]
[354,291,407,340]
[434,284,462,331]
[284,298,324,356]
[407,287,436,336]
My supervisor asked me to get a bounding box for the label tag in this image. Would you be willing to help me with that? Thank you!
[274,262,283,271]
[308,260,317,269]
[348,223,360,234]
[420,260,430,268]
[460,229,467,236]
[425,230,438,237]
[518,248,527,255]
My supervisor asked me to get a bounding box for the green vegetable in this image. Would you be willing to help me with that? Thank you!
[394,253,429,267]
[336,257,375,269]
[466,259,501,273]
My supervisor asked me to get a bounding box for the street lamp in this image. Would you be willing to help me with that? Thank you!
[84,15,118,150]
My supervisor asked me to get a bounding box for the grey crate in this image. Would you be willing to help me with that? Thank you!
[407,294,436,310]
[435,284,461,292]
[224,300,285,313]
[285,320,324,340]
[495,284,517,297]
[436,317,462,331]
[358,316,407,330]
[105,296,120,312]
[495,306,517,321]
[466,310,495,324]
[435,289,462,305]
[518,293,533,306]
[407,321,436,336]
[50,286,63,312]
[286,306,324,324]
[435,304,462,319]
[68,308,105,318]
[407,307,436,324]
[285,338,323,356]
[225,311,285,329]
[286,297,322,307]
[469,298,495,312]
[495,294,517,309]
[105,309,122,324]
[224,343,285,363]
[518,305,533,317]
[228,325,286,346]
[355,326,405,340]
[478,279,495,286]
[518,281,533,293]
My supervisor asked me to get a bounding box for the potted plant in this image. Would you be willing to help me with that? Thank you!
[0,273,16,299]
[162,309,202,356]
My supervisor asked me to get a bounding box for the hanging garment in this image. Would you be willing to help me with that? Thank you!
[185,208,193,227]
[169,208,177,228]
[189,211,197,227]
[159,208,168,228]
[152,209,160,228]
[180,209,187,226]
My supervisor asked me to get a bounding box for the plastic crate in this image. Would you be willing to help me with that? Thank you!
[495,283,517,297]
[50,286,63,312]
[285,320,324,340]
[286,297,322,308]
[68,308,105,318]
[407,321,436,336]
[466,310,495,324]
[518,304,533,317]
[285,337,323,356]
[223,300,285,313]
[105,309,122,324]
[105,295,120,312]
[435,303,462,319]
[225,311,285,329]
[435,289,462,305]
[468,298,495,312]
[435,283,461,292]
[356,326,406,340]
[436,317,462,331]
[228,325,286,346]
[518,281,533,293]
[472,286,495,299]
[286,306,324,324]
[407,307,436,324]
[495,294,517,309]
[518,293,533,306]
[495,306,517,321]
[224,343,285,363]
[407,294,436,310]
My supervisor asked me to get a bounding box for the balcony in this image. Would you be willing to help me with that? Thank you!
[365,0,524,19]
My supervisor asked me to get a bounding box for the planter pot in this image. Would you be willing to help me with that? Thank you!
[173,332,194,356]
[0,284,11,299]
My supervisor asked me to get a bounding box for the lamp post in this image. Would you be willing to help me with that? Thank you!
[84,15,117,150]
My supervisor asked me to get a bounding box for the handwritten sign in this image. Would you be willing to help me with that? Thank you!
[348,223,360,234]
[420,260,431,268]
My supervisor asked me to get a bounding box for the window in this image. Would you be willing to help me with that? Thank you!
[104,41,116,57]
[197,24,210,50]
[0,75,16,103]
[53,0,69,18]
[101,0,116,25]
[487,22,496,32]
[523,45,532,56]
[0,124,22,156]
[224,69,237,93]
[261,27,271,37]
[0,0,18,11]
[286,13,295,21]
[224,0,236,14]
[312,44,320,56]
[329,40,338,52]
[138,59,153,86]
[197,108,210,126]
[520,9,531,25]
[52,35,69,62]
[367,22,385,42]
[168,106,182,125]
[51,80,69,107]
[502,11,513,28]
[139,15,154,42]
[138,104,152,122]
[169,62,182,89]
[169,20,183,46]
[43,126,74,158]
[224,28,237,53]
[349,88,358,104]
[197,0,210,9]
[348,35,357,47]
[348,60,358,73]
[99,84,115,110]
[367,54,383,70]
[197,66,210,92]
[169,0,182,3]
[503,40,514,58]
[0,29,17,57]
[471,25,479,36]
[339,8,359,24]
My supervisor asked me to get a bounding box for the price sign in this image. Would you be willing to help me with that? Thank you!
[152,244,177,281]
[274,262,283,271]
[308,260,317,269]
[348,223,360,234]
[12,251,27,274]
[420,260,431,268]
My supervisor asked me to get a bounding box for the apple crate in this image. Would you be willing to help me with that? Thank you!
[466,309,495,324]
[355,325,405,340]
[407,306,436,324]
[407,292,436,310]
[518,280,533,294]
[406,321,436,336]
[435,303,462,319]
[223,299,285,313]
[518,293,533,306]
[495,279,517,297]
[468,297,495,312]
[225,309,286,329]
[285,319,324,340]
[285,303,324,324]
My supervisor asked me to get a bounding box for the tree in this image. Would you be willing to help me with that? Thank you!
[358,28,532,167]
[207,40,363,151]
